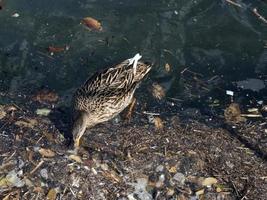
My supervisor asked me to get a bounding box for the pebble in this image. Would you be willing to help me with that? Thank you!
[155,165,164,172]
[171,172,185,186]
[40,168,48,179]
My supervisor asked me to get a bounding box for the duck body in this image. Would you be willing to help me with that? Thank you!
[72,54,151,148]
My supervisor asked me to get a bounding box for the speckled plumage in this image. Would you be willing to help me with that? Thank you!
[72,58,151,149]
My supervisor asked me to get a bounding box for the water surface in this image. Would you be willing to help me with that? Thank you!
[0,0,266,103]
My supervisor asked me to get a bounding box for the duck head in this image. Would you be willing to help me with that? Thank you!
[72,111,89,149]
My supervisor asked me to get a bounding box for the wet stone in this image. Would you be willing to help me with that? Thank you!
[155,165,164,172]
[171,172,185,186]
[40,168,48,179]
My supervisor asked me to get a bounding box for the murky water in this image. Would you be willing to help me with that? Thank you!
[0,0,266,101]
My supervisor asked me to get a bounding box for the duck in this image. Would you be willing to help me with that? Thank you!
[71,53,151,151]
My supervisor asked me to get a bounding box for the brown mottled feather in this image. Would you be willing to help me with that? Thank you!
[72,59,151,148]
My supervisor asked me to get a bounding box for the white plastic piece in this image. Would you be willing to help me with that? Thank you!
[128,53,142,75]
[12,13,20,18]
[226,90,234,96]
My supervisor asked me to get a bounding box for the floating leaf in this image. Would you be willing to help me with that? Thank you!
[32,89,59,103]
[82,17,102,31]
[38,148,55,158]
[47,46,65,53]
[202,177,218,187]
[36,108,51,116]
[151,83,165,100]
[165,63,171,72]
[68,155,83,163]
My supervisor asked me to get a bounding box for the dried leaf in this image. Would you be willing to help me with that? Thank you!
[0,170,25,188]
[47,188,57,200]
[33,186,44,193]
[196,189,205,196]
[168,166,177,173]
[154,117,164,130]
[0,177,10,187]
[68,155,83,163]
[5,105,18,112]
[82,17,102,31]
[166,188,175,196]
[44,132,54,142]
[2,190,20,200]
[32,89,59,103]
[15,118,38,129]
[151,83,165,100]
[102,170,122,183]
[27,150,34,162]
[38,148,55,158]
[165,63,171,72]
[202,177,218,186]
[0,160,16,173]
[216,187,222,192]
[224,103,246,123]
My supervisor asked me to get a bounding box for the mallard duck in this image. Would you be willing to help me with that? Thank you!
[72,53,151,150]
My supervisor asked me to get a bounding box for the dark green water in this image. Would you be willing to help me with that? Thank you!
[0,0,266,99]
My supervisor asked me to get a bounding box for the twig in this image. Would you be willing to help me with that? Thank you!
[5,151,16,162]
[180,67,204,77]
[180,67,189,74]
[142,111,160,116]
[225,0,242,8]
[252,8,267,24]
[163,49,175,57]
[240,114,262,118]
[231,181,241,198]
[35,192,40,200]
[36,135,44,144]
[30,160,44,175]
[69,187,76,198]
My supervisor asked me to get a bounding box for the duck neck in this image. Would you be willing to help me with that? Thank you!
[72,112,88,147]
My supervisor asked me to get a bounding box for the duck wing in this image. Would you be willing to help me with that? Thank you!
[80,60,151,96]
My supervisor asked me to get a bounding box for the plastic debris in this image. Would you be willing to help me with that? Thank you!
[226,90,234,96]
[36,108,51,116]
